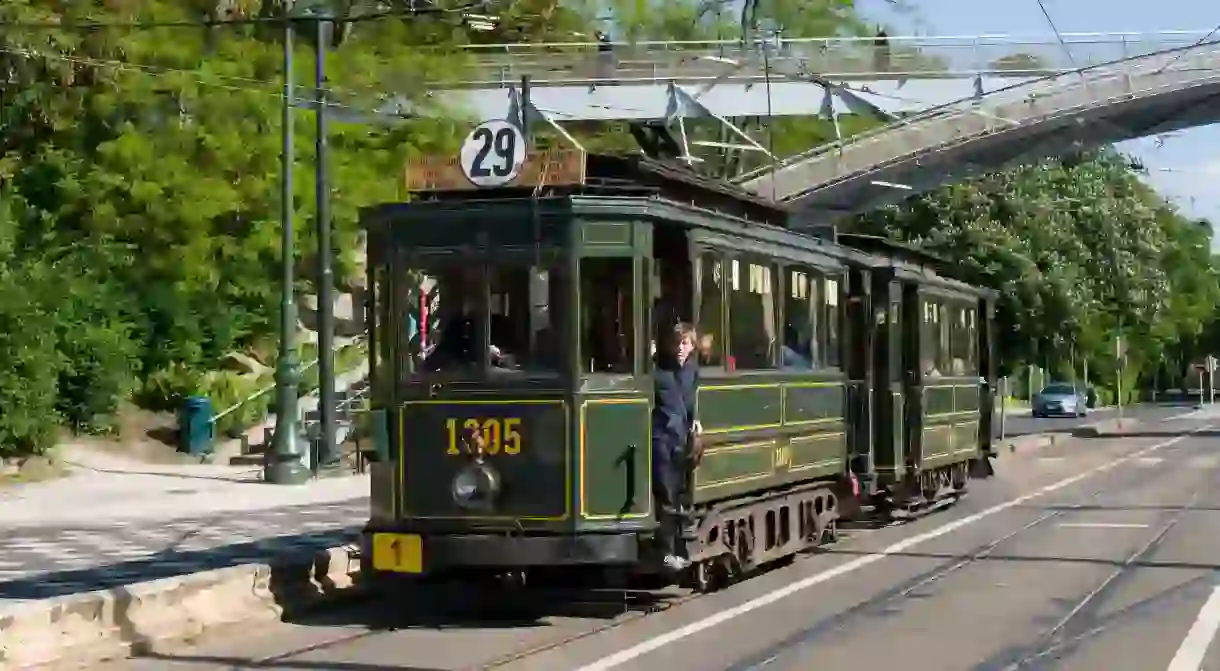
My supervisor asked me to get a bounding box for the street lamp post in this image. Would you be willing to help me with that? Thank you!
[313,11,339,470]
[266,2,311,485]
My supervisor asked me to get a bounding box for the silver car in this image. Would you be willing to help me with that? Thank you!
[1032,383,1088,418]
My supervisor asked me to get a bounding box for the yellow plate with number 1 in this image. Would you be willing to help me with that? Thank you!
[371,533,423,574]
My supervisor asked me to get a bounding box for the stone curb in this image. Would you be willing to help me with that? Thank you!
[999,432,1067,455]
[998,417,1144,455]
[0,544,366,670]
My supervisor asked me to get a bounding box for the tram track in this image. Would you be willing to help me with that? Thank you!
[475,433,1198,670]
[153,427,1207,671]
[984,454,1220,671]
[718,442,1195,671]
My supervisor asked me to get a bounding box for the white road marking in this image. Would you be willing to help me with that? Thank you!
[572,430,1205,671]
[1166,583,1220,671]
[1188,455,1220,469]
[1167,409,1220,422]
[1136,457,1165,466]
[1057,522,1149,529]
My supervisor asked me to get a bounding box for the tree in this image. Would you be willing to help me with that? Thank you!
[0,0,875,455]
[0,0,481,454]
[854,150,1218,401]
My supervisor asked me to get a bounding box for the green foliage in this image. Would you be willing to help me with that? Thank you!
[5,0,1205,460]
[0,0,482,455]
[204,371,272,438]
[855,150,1220,392]
[0,265,64,457]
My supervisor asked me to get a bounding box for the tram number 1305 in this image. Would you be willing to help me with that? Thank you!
[445,417,522,456]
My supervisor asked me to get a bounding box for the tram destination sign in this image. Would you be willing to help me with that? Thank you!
[405,147,586,192]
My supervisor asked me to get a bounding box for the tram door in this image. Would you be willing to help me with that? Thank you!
[845,268,873,478]
[978,297,997,457]
[871,276,906,482]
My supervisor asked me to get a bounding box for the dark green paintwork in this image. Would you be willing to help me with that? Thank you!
[785,384,846,424]
[693,376,848,504]
[919,381,983,468]
[398,400,570,522]
[361,185,999,541]
[579,397,653,521]
[700,385,783,433]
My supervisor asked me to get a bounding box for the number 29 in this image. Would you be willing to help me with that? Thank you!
[446,418,522,456]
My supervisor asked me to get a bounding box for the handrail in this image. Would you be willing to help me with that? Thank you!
[448,30,1220,52]
[735,38,1220,187]
[428,31,1216,91]
[210,334,368,425]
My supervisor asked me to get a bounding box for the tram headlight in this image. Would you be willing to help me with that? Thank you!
[451,462,501,509]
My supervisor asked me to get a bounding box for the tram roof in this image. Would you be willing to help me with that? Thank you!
[377,152,790,229]
[364,152,995,296]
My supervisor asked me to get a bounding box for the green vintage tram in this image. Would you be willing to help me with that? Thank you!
[358,149,997,586]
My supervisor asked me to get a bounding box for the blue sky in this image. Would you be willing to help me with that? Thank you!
[858,0,1220,242]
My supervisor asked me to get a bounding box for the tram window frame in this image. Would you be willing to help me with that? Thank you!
[726,256,779,371]
[370,263,393,395]
[781,265,819,370]
[580,256,638,376]
[403,261,565,381]
[948,302,979,376]
[822,272,842,370]
[919,295,952,379]
[694,251,726,371]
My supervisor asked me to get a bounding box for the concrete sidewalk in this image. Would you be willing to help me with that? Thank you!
[0,445,366,608]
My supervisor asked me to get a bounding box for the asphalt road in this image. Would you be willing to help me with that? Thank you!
[102,406,1219,671]
[998,402,1195,438]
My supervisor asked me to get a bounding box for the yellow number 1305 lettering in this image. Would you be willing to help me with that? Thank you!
[445,418,522,456]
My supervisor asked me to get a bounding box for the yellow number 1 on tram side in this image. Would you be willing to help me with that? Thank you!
[445,417,522,456]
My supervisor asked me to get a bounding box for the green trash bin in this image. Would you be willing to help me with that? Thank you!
[179,395,216,456]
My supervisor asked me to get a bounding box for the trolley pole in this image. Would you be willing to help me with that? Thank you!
[267,4,311,485]
[314,12,339,470]
[998,376,1007,441]
[1116,326,1124,428]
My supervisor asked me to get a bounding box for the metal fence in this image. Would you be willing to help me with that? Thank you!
[736,36,1220,190]
[434,31,1220,87]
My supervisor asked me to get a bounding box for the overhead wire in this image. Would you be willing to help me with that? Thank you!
[1152,21,1220,74]
[0,46,430,123]
[0,4,484,31]
[1032,0,1080,71]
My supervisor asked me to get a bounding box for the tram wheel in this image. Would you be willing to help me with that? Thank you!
[690,556,731,593]
[692,560,715,593]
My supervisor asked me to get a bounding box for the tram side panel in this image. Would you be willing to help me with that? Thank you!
[577,394,655,527]
[903,283,985,500]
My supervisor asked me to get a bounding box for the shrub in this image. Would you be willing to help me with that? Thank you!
[0,270,63,457]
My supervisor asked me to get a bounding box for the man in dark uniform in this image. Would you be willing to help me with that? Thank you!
[652,322,702,571]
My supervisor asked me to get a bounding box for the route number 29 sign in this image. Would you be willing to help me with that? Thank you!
[459,119,527,188]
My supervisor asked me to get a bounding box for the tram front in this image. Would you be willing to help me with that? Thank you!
[359,193,588,579]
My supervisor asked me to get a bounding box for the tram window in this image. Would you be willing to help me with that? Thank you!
[415,265,560,375]
[782,267,817,370]
[949,304,978,376]
[415,268,482,373]
[728,258,777,370]
[581,257,635,374]
[371,264,393,390]
[824,275,841,369]
[489,266,560,373]
[919,297,950,378]
[695,253,723,368]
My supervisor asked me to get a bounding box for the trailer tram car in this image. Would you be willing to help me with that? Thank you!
[358,149,998,590]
